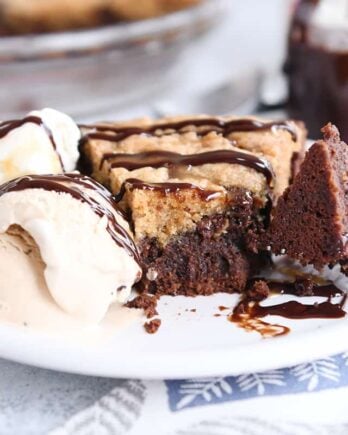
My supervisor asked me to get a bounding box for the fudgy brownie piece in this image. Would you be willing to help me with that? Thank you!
[0,0,201,34]
[80,115,306,295]
[266,123,348,269]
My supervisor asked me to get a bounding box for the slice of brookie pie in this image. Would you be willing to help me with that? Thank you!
[80,116,306,296]
[267,123,348,271]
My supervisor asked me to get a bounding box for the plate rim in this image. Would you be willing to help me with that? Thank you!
[0,317,347,380]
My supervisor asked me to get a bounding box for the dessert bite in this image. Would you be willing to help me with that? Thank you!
[80,115,306,296]
[266,124,348,270]
[0,173,141,323]
[0,108,80,183]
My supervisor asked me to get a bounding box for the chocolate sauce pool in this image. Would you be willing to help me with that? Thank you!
[230,280,346,337]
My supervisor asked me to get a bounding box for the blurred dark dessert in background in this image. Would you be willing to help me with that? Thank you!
[0,0,201,35]
[285,0,348,141]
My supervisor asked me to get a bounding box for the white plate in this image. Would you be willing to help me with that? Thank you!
[0,292,347,379]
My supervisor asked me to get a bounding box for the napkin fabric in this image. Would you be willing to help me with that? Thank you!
[2,353,347,435]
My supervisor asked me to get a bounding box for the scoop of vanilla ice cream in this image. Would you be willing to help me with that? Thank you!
[0,108,80,184]
[0,175,141,323]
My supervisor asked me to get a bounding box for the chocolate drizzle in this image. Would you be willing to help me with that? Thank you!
[0,116,64,170]
[81,117,298,142]
[0,173,140,264]
[229,280,347,338]
[230,294,290,337]
[114,178,223,203]
[100,150,275,187]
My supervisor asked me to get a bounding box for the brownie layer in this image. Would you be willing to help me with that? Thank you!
[137,191,268,296]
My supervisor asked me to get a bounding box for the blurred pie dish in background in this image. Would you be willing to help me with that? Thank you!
[0,0,224,120]
[0,0,202,34]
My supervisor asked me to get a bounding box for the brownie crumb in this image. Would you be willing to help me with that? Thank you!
[126,293,158,318]
[126,293,162,333]
[144,318,161,334]
[245,279,270,301]
[218,306,229,311]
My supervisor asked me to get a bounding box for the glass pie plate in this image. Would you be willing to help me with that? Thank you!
[0,0,225,120]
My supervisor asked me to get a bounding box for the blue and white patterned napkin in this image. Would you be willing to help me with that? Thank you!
[2,352,348,434]
[43,353,348,435]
